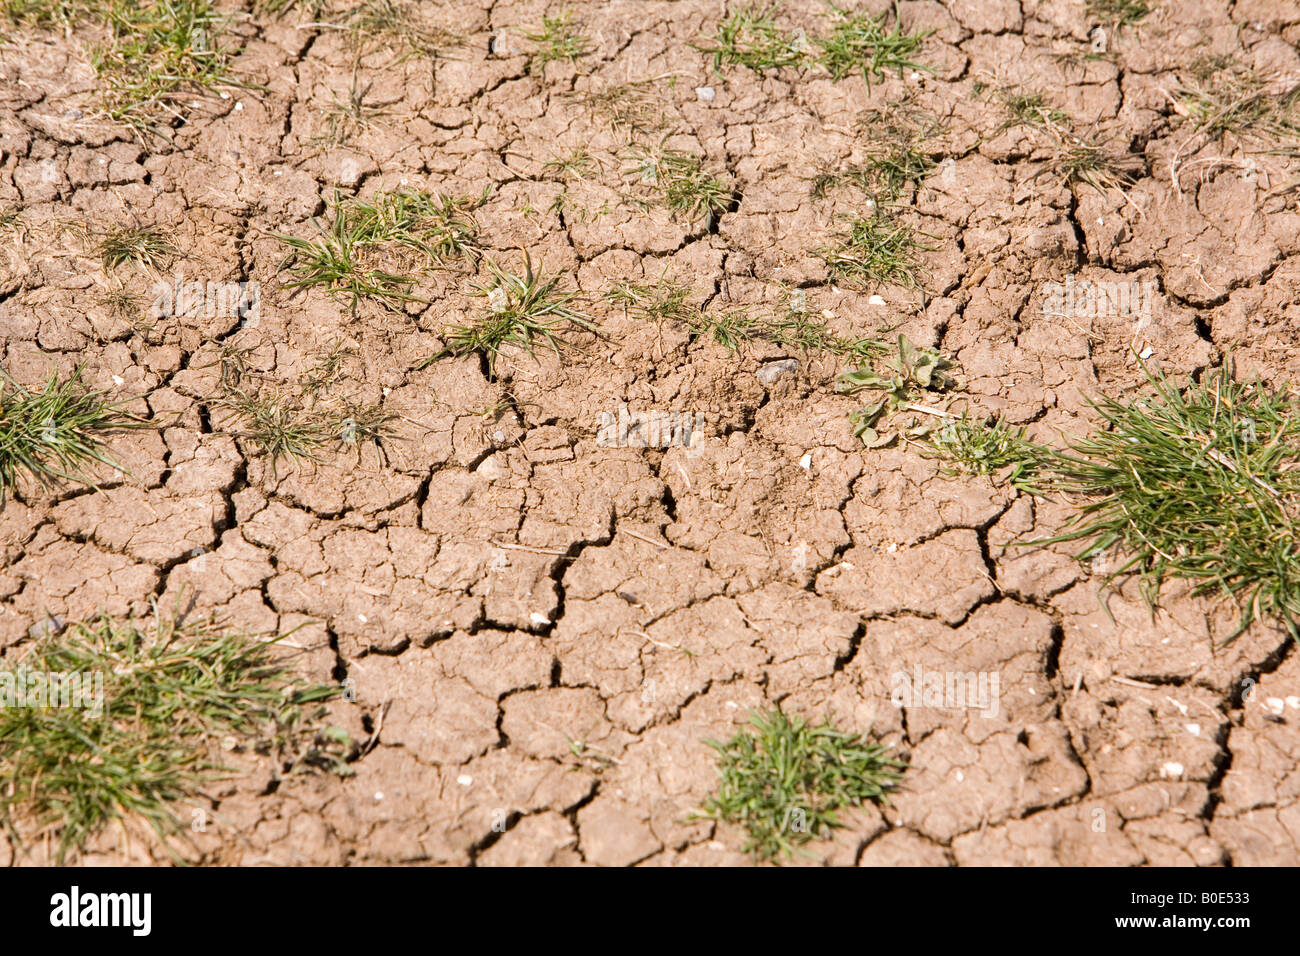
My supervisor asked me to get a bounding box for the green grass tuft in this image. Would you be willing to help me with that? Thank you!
[921,413,1047,492]
[1042,365,1300,640]
[427,255,597,376]
[275,187,481,310]
[699,1,928,84]
[340,0,459,58]
[813,105,941,203]
[0,365,141,502]
[1087,0,1149,27]
[698,3,805,73]
[1173,57,1300,142]
[922,364,1300,640]
[698,708,902,862]
[813,1,930,87]
[97,225,178,271]
[521,8,591,72]
[312,70,395,147]
[817,211,928,289]
[626,144,734,228]
[1,0,246,134]
[0,608,349,862]
[1039,128,1139,195]
[220,387,334,474]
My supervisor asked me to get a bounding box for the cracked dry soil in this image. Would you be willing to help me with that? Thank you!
[3,0,1300,867]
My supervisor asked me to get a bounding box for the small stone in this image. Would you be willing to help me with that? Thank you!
[695,86,715,102]
[27,613,65,641]
[756,358,799,385]
[476,456,507,480]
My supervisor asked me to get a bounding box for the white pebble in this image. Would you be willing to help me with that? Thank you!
[1160,761,1185,779]
[456,774,473,787]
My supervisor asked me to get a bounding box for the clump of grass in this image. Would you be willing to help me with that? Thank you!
[607,278,758,350]
[0,0,87,26]
[89,0,236,134]
[1042,365,1300,640]
[1001,90,1069,129]
[275,188,480,310]
[97,225,178,271]
[0,607,349,862]
[920,363,1300,639]
[103,287,141,322]
[300,337,354,396]
[699,1,928,84]
[340,0,459,58]
[313,71,394,147]
[1039,129,1139,194]
[974,81,1069,133]
[922,413,1048,492]
[544,147,601,181]
[426,255,597,375]
[0,366,141,502]
[1087,0,1149,27]
[220,388,334,474]
[813,1,930,87]
[814,106,941,202]
[609,279,888,361]
[698,708,902,863]
[571,81,669,139]
[688,307,768,352]
[626,144,734,228]
[817,211,927,289]
[337,397,398,462]
[349,188,483,262]
[605,274,697,325]
[1173,58,1300,142]
[765,308,888,364]
[698,3,805,73]
[211,335,398,472]
[521,8,591,72]
[253,0,321,17]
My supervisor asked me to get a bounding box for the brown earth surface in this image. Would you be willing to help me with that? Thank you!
[2,0,1300,866]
